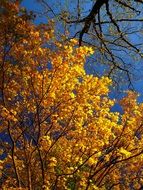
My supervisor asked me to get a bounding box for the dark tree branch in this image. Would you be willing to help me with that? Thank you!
[115,0,140,14]
[79,0,108,45]
[105,1,139,53]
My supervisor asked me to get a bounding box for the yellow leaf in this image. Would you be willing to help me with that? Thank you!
[70,92,75,98]
[119,147,131,157]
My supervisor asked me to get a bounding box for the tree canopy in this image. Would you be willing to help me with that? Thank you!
[0,1,143,190]
[37,0,143,89]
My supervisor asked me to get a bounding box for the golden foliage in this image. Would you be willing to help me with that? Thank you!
[0,2,143,190]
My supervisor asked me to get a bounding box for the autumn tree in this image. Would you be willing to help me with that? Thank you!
[0,1,143,190]
[36,0,143,89]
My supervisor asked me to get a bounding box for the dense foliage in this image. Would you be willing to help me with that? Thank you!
[0,1,143,189]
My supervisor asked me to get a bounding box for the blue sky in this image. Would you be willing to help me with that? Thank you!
[21,0,47,24]
[20,0,143,103]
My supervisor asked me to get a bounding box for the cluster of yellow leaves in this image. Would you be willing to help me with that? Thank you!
[0,1,143,190]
